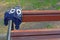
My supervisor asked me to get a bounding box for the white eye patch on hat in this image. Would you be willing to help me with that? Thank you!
[16,9,21,15]
[9,8,22,15]
[9,9,15,14]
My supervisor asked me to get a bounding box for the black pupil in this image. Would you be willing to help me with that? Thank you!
[12,10,14,12]
[18,11,20,13]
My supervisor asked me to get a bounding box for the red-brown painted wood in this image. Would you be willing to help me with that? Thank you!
[11,29,60,40]
[22,16,60,22]
[22,10,60,22]
[11,29,60,37]
[11,10,60,40]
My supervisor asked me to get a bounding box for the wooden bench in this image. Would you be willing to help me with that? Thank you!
[11,10,60,40]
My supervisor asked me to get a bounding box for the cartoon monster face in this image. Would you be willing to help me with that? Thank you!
[4,6,22,30]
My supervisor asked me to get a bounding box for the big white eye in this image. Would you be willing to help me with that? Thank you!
[16,9,21,15]
[9,9,15,14]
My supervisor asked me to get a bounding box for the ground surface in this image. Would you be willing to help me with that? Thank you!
[0,0,60,10]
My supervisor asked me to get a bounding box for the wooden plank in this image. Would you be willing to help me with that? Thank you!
[11,35,60,40]
[11,29,60,37]
[22,16,60,22]
[22,10,60,22]
[22,10,60,14]
[11,29,60,40]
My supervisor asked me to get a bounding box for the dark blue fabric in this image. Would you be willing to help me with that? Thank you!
[4,8,22,30]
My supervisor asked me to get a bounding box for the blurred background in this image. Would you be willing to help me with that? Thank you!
[0,0,60,40]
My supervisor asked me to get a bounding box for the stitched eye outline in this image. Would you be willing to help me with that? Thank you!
[9,9,15,14]
[16,9,21,15]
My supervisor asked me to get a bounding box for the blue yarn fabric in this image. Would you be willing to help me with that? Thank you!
[4,6,22,30]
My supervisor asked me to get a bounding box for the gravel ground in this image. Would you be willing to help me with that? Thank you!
[0,34,7,40]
